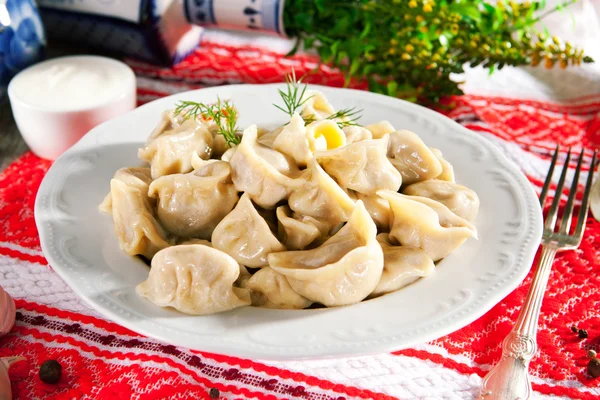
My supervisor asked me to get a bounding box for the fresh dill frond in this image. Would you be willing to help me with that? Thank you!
[173,98,241,147]
[327,107,362,128]
[301,107,362,128]
[174,100,206,121]
[273,69,313,117]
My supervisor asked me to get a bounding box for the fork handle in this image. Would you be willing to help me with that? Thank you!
[480,246,557,400]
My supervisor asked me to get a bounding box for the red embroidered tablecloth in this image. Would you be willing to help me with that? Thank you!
[1,28,600,399]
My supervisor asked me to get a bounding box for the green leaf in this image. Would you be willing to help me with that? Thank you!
[493,5,504,31]
[349,58,360,76]
[450,4,482,23]
[488,64,496,75]
[387,81,398,96]
[482,3,495,15]
[359,21,371,40]
[315,0,326,13]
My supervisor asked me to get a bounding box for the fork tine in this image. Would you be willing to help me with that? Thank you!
[545,147,571,231]
[559,149,585,235]
[574,150,597,239]
[539,145,560,207]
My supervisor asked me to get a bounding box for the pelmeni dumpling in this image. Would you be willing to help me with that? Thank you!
[371,234,435,297]
[147,110,187,140]
[211,134,230,159]
[244,267,312,309]
[352,191,392,231]
[139,118,214,179]
[403,180,479,222]
[430,147,455,183]
[136,244,251,315]
[148,159,239,239]
[343,125,373,144]
[269,201,384,307]
[102,168,171,259]
[257,126,283,148]
[316,135,402,195]
[300,90,335,121]
[365,120,395,139]
[272,113,315,167]
[288,159,356,227]
[378,190,477,261]
[229,125,302,209]
[99,167,153,213]
[276,206,323,250]
[212,193,285,267]
[387,130,443,185]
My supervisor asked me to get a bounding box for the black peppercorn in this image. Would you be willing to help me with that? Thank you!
[571,325,579,333]
[579,329,589,339]
[209,388,220,399]
[588,350,597,359]
[39,360,62,384]
[588,358,600,378]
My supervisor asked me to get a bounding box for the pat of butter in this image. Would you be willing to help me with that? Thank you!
[8,55,136,160]
[310,120,346,151]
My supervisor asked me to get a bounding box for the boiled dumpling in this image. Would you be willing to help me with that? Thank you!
[99,167,153,213]
[178,238,212,246]
[288,159,356,227]
[146,110,187,141]
[136,244,251,315]
[365,120,395,139]
[257,126,283,148]
[403,180,479,222]
[387,130,443,185]
[352,191,392,231]
[300,90,335,121]
[276,206,324,250]
[244,267,312,309]
[272,113,315,166]
[211,134,230,159]
[148,159,239,239]
[229,125,302,209]
[221,146,238,162]
[139,118,214,179]
[371,234,435,297]
[212,193,285,267]
[343,125,372,144]
[430,147,455,183]
[316,135,402,195]
[102,167,171,259]
[378,190,477,261]
[269,200,384,306]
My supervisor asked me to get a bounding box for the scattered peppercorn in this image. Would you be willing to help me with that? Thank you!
[39,360,62,384]
[209,388,220,399]
[579,329,589,339]
[571,325,579,333]
[588,358,600,378]
[587,350,597,359]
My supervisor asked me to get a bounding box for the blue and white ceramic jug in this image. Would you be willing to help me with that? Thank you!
[0,0,45,96]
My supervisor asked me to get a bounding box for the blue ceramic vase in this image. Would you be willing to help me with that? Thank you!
[0,0,45,97]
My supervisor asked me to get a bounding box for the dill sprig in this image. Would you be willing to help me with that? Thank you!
[303,107,362,128]
[174,98,240,147]
[273,69,313,117]
[327,107,362,128]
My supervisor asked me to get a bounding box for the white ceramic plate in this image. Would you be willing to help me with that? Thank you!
[35,84,543,360]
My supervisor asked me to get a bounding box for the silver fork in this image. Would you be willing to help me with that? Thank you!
[480,145,597,400]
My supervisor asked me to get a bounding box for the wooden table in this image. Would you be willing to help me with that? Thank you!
[0,101,27,172]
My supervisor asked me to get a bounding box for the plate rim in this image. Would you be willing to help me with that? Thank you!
[34,83,543,360]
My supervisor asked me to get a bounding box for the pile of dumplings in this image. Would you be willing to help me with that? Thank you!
[99,91,480,315]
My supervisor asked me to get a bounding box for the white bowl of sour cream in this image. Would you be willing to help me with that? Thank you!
[8,55,136,160]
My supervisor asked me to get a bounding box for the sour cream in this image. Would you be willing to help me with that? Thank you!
[8,56,136,160]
